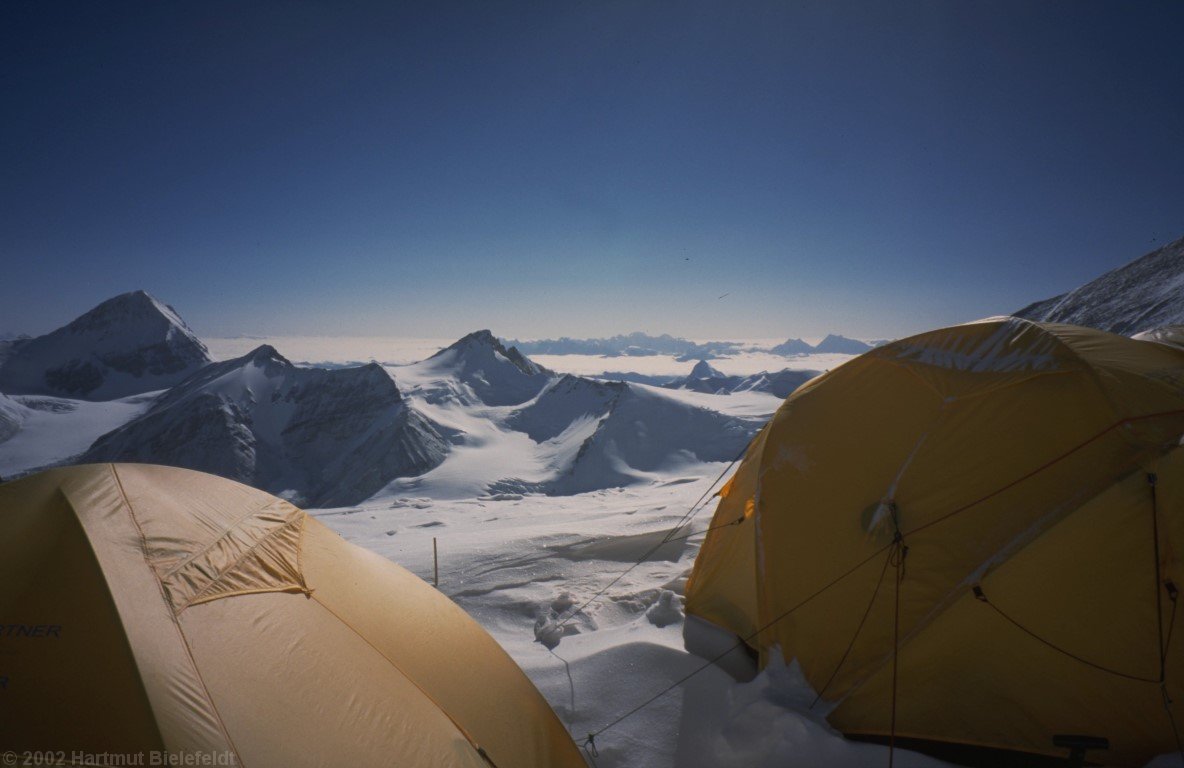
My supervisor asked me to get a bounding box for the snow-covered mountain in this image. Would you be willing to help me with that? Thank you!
[0,291,212,400]
[81,345,450,506]
[402,330,553,406]
[663,360,819,398]
[769,337,813,355]
[673,360,730,393]
[767,334,872,356]
[1015,235,1184,334]
[501,374,757,495]
[0,307,783,502]
[729,368,818,398]
[811,333,873,354]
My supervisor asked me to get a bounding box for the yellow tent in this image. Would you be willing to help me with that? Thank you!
[0,463,584,768]
[686,317,1184,766]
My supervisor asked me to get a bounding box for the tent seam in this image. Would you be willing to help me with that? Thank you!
[307,591,497,766]
[107,464,246,767]
[837,452,1175,707]
[159,496,286,580]
[53,486,168,751]
[172,514,307,613]
[183,585,309,611]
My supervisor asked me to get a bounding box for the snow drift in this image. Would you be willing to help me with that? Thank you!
[0,393,25,444]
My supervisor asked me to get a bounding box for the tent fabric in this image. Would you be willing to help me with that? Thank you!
[0,463,584,768]
[685,317,1184,766]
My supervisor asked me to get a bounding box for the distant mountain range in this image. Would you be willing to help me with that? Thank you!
[0,297,781,503]
[505,332,745,360]
[6,228,1179,503]
[769,334,876,355]
[506,331,877,359]
[1015,235,1184,334]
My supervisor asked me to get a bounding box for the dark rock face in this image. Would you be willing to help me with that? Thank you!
[82,347,449,506]
[1015,235,1184,335]
[0,291,212,400]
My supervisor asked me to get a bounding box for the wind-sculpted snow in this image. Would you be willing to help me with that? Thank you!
[879,317,1065,373]
[1015,234,1184,334]
[1133,325,1184,351]
[0,393,25,444]
[82,345,449,506]
[317,476,949,768]
[0,290,212,400]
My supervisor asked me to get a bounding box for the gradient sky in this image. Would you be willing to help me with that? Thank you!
[3,2,1183,341]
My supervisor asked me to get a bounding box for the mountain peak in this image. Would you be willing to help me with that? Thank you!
[688,359,724,379]
[0,291,212,400]
[770,337,814,355]
[245,344,289,365]
[434,329,551,378]
[65,290,190,334]
[813,334,873,355]
[451,329,499,348]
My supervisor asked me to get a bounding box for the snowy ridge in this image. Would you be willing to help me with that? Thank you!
[1015,235,1184,334]
[548,382,754,494]
[384,348,771,499]
[82,345,449,506]
[0,290,212,400]
[411,329,553,406]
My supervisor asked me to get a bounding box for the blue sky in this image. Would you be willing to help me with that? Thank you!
[2,2,1182,340]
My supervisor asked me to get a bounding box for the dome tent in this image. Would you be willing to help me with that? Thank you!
[685,317,1184,766]
[0,463,584,767]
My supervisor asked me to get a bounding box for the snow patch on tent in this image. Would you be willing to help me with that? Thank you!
[879,318,1065,373]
